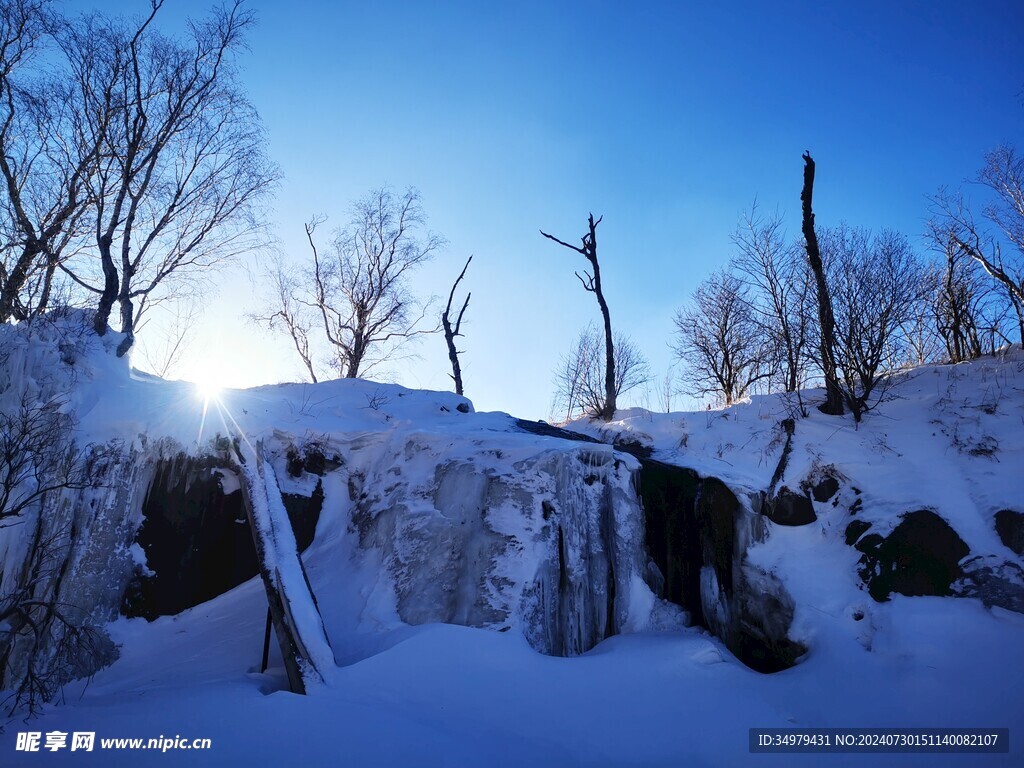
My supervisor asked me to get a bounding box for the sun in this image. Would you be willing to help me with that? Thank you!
[192,374,224,403]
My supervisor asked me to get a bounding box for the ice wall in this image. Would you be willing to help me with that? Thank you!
[350,435,665,656]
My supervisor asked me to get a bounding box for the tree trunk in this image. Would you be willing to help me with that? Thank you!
[0,243,41,322]
[540,214,616,420]
[442,256,471,396]
[231,439,334,694]
[93,238,118,336]
[115,291,135,358]
[587,215,616,421]
[443,320,464,395]
[800,152,844,416]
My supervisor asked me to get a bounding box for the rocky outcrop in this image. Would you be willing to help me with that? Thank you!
[762,489,817,526]
[954,556,1024,613]
[352,439,655,657]
[995,509,1024,556]
[637,459,806,672]
[849,510,969,601]
[122,453,323,620]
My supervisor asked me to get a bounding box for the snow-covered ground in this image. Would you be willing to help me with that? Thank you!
[2,318,1023,766]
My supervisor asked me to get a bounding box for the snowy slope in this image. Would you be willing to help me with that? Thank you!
[1,316,1022,766]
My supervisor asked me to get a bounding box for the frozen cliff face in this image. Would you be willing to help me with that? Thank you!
[350,435,667,656]
[637,460,806,672]
[0,441,146,710]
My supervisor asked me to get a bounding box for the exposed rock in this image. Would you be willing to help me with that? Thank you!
[0,442,143,710]
[954,556,1024,613]
[812,477,840,503]
[855,510,969,602]
[637,459,805,672]
[845,519,872,546]
[121,454,322,620]
[513,418,602,444]
[994,509,1024,556]
[763,488,817,526]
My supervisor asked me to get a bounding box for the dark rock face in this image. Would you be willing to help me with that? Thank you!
[763,488,817,526]
[855,510,969,602]
[845,519,872,546]
[954,556,1024,613]
[995,510,1024,556]
[812,477,840,503]
[122,455,322,619]
[638,459,805,673]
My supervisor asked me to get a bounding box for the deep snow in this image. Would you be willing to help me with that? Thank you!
[1,317,1023,766]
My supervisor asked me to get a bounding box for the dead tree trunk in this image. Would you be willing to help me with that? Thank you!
[541,214,617,420]
[442,256,472,396]
[800,152,844,416]
[231,439,334,694]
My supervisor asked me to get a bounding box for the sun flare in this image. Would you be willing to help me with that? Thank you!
[192,375,223,403]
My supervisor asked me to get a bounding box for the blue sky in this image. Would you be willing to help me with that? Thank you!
[92,0,1023,419]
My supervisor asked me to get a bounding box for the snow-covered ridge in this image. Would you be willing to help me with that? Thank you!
[2,316,1023,767]
[0,313,683,710]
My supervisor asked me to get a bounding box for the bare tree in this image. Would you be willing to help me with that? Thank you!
[441,255,471,396]
[135,300,199,380]
[0,390,89,527]
[898,259,945,367]
[0,0,100,323]
[931,148,1024,346]
[1,522,111,717]
[800,152,844,415]
[552,324,649,421]
[541,214,618,420]
[0,391,95,716]
[251,255,318,383]
[730,204,813,393]
[980,144,1024,257]
[922,220,1009,362]
[673,271,775,406]
[824,226,925,421]
[657,367,676,414]
[59,1,277,357]
[302,187,442,379]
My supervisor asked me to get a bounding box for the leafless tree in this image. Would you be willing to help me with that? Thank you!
[921,219,1015,362]
[552,324,649,421]
[800,152,844,415]
[0,387,105,716]
[0,521,112,717]
[730,204,813,393]
[135,300,199,380]
[251,255,318,383]
[930,146,1024,346]
[541,214,618,420]
[441,255,471,396]
[824,226,926,421]
[55,1,277,357]
[898,259,945,367]
[980,144,1024,258]
[0,390,91,527]
[673,270,775,406]
[657,367,676,413]
[0,0,99,323]
[302,187,442,380]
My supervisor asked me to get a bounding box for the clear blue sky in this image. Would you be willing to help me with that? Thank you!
[92,0,1023,420]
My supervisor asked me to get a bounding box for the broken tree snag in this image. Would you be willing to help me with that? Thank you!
[540,213,617,421]
[442,255,472,396]
[800,152,845,416]
[232,439,335,694]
